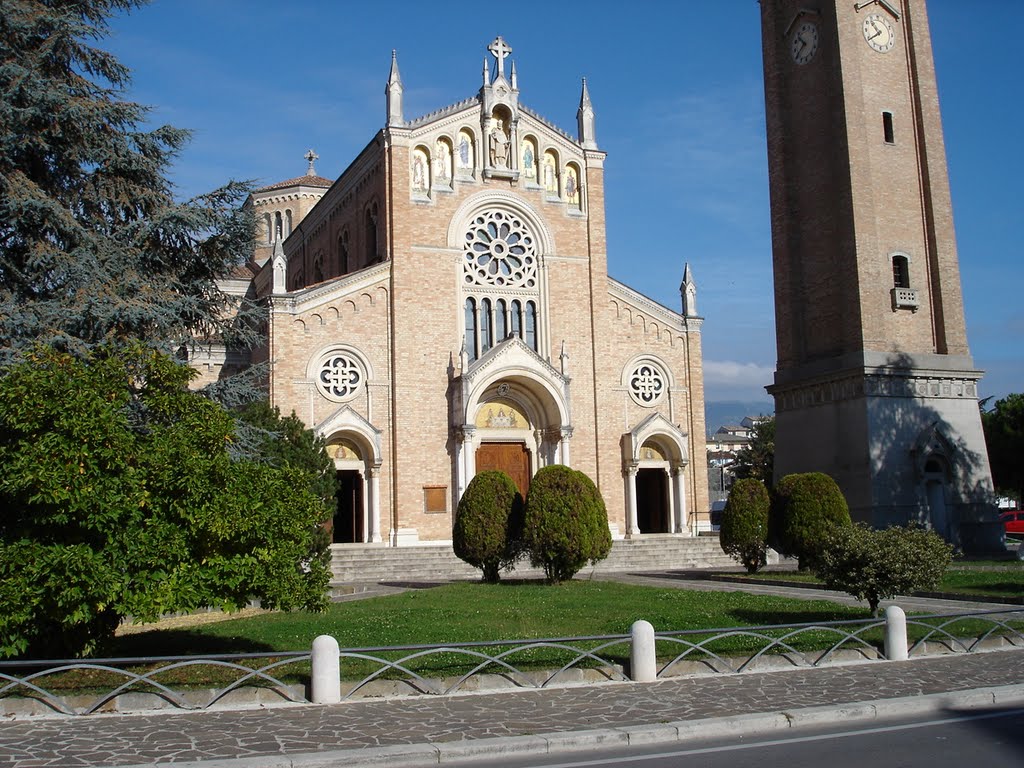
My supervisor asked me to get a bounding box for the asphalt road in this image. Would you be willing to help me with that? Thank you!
[459,706,1024,768]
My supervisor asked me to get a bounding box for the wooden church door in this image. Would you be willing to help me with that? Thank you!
[476,442,531,498]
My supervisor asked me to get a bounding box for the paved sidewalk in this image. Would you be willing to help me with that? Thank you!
[1,650,1023,767]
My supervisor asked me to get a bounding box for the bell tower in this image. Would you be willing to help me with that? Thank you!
[759,0,999,549]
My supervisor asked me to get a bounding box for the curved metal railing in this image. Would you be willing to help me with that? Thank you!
[1,607,1020,715]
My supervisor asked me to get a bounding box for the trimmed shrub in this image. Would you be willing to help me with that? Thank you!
[453,471,524,583]
[815,524,953,615]
[773,472,851,570]
[524,466,612,584]
[720,478,770,573]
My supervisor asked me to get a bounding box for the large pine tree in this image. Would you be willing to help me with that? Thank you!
[0,0,257,361]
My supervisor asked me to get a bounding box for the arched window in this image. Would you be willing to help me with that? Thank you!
[263,213,272,244]
[495,299,507,341]
[338,230,350,274]
[365,205,379,265]
[464,298,478,360]
[480,298,493,354]
[274,211,283,242]
[525,301,537,351]
[510,300,522,338]
[285,209,293,237]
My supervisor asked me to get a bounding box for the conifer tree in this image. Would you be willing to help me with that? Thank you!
[0,0,258,362]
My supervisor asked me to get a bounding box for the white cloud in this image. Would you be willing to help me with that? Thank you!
[704,360,775,385]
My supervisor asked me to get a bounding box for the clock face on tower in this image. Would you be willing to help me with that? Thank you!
[790,21,819,65]
[863,13,895,52]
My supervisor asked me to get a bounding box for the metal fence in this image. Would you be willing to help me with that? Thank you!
[1,607,1021,716]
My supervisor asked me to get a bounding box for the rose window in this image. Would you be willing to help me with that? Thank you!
[317,352,363,400]
[629,362,666,406]
[464,210,537,288]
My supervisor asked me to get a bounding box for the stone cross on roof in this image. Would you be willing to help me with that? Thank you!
[488,36,512,80]
[304,148,319,176]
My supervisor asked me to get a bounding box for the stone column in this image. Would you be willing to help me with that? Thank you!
[625,463,639,537]
[673,464,689,535]
[463,426,477,486]
[360,470,369,543]
[369,466,382,543]
[559,427,573,466]
[665,467,676,534]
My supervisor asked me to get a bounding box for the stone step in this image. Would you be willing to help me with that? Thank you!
[328,536,735,585]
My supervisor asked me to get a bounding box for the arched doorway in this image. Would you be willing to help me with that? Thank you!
[924,456,951,541]
[454,336,573,503]
[623,413,691,537]
[636,441,672,533]
[326,438,365,544]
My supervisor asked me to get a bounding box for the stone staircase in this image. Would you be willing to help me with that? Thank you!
[329,535,734,587]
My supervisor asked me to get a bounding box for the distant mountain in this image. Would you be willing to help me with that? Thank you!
[705,400,774,436]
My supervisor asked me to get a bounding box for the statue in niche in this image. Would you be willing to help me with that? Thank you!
[434,140,451,182]
[543,157,557,193]
[522,142,535,179]
[458,135,472,170]
[565,171,578,203]
[412,154,426,190]
[489,119,510,168]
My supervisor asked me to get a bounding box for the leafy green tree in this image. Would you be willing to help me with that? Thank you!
[772,472,852,571]
[453,471,525,583]
[720,478,770,573]
[982,394,1024,505]
[0,346,331,659]
[0,0,258,364]
[523,466,612,584]
[732,417,775,486]
[815,524,953,616]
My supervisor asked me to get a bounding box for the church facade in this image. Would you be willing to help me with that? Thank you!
[238,39,709,547]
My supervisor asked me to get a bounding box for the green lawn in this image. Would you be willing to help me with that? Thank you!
[717,565,1024,599]
[112,581,870,657]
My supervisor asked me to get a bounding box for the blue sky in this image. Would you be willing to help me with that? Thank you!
[105,1,1022,406]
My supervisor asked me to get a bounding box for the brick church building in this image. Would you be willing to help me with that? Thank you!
[210,38,710,548]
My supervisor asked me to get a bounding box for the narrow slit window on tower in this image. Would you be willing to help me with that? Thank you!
[892,254,910,288]
[882,111,895,144]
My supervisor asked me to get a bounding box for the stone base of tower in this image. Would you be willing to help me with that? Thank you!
[769,352,1003,554]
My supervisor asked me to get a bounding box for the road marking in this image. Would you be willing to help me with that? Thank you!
[517,708,1024,768]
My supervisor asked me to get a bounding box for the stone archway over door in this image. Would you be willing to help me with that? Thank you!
[476,442,531,498]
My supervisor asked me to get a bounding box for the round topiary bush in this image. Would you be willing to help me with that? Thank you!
[453,470,524,583]
[773,472,851,570]
[720,478,770,573]
[523,465,612,584]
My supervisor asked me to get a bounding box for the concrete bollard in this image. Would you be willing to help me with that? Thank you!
[630,619,657,682]
[884,605,909,661]
[311,634,341,704]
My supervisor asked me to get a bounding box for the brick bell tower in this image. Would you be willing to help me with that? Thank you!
[759,0,1000,550]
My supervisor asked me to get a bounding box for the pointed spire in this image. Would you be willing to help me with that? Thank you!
[386,49,404,127]
[272,240,287,294]
[510,60,518,90]
[681,262,698,317]
[577,77,597,150]
[483,57,489,86]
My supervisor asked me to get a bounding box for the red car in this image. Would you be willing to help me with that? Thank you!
[999,510,1024,536]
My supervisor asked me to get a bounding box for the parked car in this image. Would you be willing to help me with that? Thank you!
[998,510,1024,536]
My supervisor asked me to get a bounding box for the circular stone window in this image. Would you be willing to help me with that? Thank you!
[317,351,364,401]
[464,209,538,288]
[628,362,666,406]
